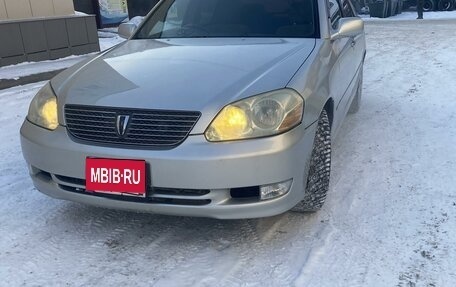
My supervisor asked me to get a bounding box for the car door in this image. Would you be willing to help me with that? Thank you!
[329,0,364,133]
[327,0,351,133]
[343,0,366,83]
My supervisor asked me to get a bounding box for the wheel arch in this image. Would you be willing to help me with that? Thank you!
[323,98,334,129]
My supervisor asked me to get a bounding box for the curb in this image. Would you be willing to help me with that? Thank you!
[0,69,64,90]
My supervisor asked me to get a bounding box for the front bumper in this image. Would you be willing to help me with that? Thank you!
[20,120,317,219]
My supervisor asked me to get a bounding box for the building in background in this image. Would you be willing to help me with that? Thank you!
[73,0,159,27]
[126,0,159,18]
[0,0,99,66]
[73,0,129,28]
[0,0,74,20]
[98,0,129,26]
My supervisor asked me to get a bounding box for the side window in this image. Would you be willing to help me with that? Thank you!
[328,0,342,30]
[341,0,355,17]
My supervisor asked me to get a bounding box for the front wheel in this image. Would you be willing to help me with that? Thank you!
[388,0,397,16]
[292,110,331,213]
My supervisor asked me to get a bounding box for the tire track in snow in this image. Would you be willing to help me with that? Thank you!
[292,219,337,287]
[7,205,175,286]
[146,217,280,287]
[156,221,229,286]
[219,215,298,287]
[10,203,80,286]
[397,211,451,287]
[148,219,244,286]
[218,220,259,287]
[88,209,142,248]
[153,217,287,287]
[76,214,184,287]
[290,195,374,287]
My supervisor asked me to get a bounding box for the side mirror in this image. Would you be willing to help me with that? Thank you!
[118,23,138,39]
[331,17,364,41]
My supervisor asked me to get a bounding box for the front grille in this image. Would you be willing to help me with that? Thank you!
[64,105,201,149]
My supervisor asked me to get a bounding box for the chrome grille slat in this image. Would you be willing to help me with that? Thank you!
[130,115,198,120]
[66,118,114,123]
[65,113,116,120]
[134,111,197,118]
[129,126,189,132]
[128,122,193,128]
[128,130,188,135]
[130,118,198,123]
[127,131,186,137]
[65,122,116,129]
[69,133,121,140]
[65,111,116,117]
[65,105,200,148]
[68,135,178,145]
[130,132,188,136]
[67,127,117,135]
[68,131,182,142]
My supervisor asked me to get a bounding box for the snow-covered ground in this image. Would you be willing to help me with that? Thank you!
[363,10,456,21]
[0,36,125,80]
[1,20,456,286]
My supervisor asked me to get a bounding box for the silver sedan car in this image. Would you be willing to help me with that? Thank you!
[20,0,366,219]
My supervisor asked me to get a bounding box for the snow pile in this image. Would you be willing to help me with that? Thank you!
[128,16,145,27]
[99,35,125,51]
[364,10,456,20]
[0,56,86,81]
[75,11,89,16]
[0,37,125,80]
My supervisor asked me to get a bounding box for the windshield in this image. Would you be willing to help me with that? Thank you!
[135,0,317,39]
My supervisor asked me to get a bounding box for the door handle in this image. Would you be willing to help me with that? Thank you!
[350,40,356,47]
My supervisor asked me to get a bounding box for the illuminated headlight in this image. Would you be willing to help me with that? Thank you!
[27,82,59,130]
[205,89,303,142]
[260,179,293,200]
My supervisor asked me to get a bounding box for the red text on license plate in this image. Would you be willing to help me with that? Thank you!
[85,158,146,196]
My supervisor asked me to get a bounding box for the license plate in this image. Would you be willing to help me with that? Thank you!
[85,158,146,197]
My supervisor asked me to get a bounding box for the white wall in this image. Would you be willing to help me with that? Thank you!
[0,0,75,20]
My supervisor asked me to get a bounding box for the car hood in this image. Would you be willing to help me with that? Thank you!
[53,38,315,133]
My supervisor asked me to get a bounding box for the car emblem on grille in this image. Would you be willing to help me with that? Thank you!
[116,115,130,137]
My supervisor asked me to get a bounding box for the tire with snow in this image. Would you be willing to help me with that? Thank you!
[349,69,363,114]
[423,0,436,11]
[437,0,454,10]
[292,110,331,213]
[385,0,392,16]
[388,0,398,16]
[396,0,403,14]
[383,1,390,17]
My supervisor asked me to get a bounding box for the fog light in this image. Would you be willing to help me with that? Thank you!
[260,179,293,201]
